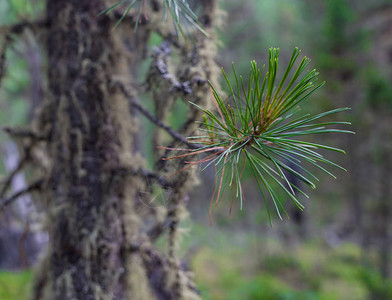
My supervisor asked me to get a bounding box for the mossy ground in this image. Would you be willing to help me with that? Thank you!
[185,225,390,300]
[1,228,391,300]
[0,270,32,300]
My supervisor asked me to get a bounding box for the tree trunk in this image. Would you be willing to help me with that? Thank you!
[32,1,151,299]
[379,127,392,279]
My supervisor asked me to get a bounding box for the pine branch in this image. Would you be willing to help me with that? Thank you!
[99,0,207,39]
[162,47,353,223]
[112,81,198,149]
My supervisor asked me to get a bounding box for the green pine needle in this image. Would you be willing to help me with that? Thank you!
[172,47,353,224]
[99,0,207,38]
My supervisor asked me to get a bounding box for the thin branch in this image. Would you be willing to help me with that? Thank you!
[3,126,48,141]
[110,166,171,189]
[0,179,43,211]
[0,19,48,89]
[0,127,47,198]
[134,98,191,145]
[111,81,198,149]
[0,154,29,199]
[147,218,171,241]
[0,34,12,89]
[0,19,49,37]
[146,42,207,95]
[140,168,171,189]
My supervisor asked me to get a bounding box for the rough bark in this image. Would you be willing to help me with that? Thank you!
[36,1,149,299]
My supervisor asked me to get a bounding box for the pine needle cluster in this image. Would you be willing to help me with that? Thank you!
[165,48,353,224]
[100,0,206,38]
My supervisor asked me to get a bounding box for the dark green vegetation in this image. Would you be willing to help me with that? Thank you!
[0,271,32,300]
[190,229,389,300]
[0,233,391,300]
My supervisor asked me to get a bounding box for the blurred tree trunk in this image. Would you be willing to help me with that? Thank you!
[30,1,152,299]
[359,5,392,283]
[379,144,391,279]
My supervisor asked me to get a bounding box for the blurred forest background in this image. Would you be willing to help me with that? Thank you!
[0,0,391,299]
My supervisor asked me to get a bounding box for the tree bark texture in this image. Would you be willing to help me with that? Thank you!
[40,1,147,299]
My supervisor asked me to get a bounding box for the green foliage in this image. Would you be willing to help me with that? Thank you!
[161,0,207,37]
[0,45,29,129]
[1,237,386,300]
[359,267,392,299]
[189,229,374,300]
[227,274,316,300]
[364,66,392,110]
[0,0,44,24]
[6,0,33,16]
[220,0,310,79]
[316,53,356,77]
[0,271,32,300]
[324,0,353,52]
[179,48,352,223]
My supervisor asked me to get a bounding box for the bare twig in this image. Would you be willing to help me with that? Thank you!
[146,42,207,95]
[134,98,192,146]
[112,81,198,149]
[0,127,47,198]
[0,19,48,89]
[0,34,12,89]
[140,168,171,189]
[3,126,48,141]
[0,19,49,36]
[147,218,171,241]
[0,178,43,211]
[110,166,171,189]
[0,154,29,199]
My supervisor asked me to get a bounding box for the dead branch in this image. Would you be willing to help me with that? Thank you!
[0,19,48,89]
[0,178,44,211]
[110,166,171,189]
[0,19,49,36]
[0,34,11,89]
[147,218,171,241]
[146,42,207,95]
[0,154,29,199]
[0,127,47,198]
[3,126,48,141]
[111,81,198,149]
